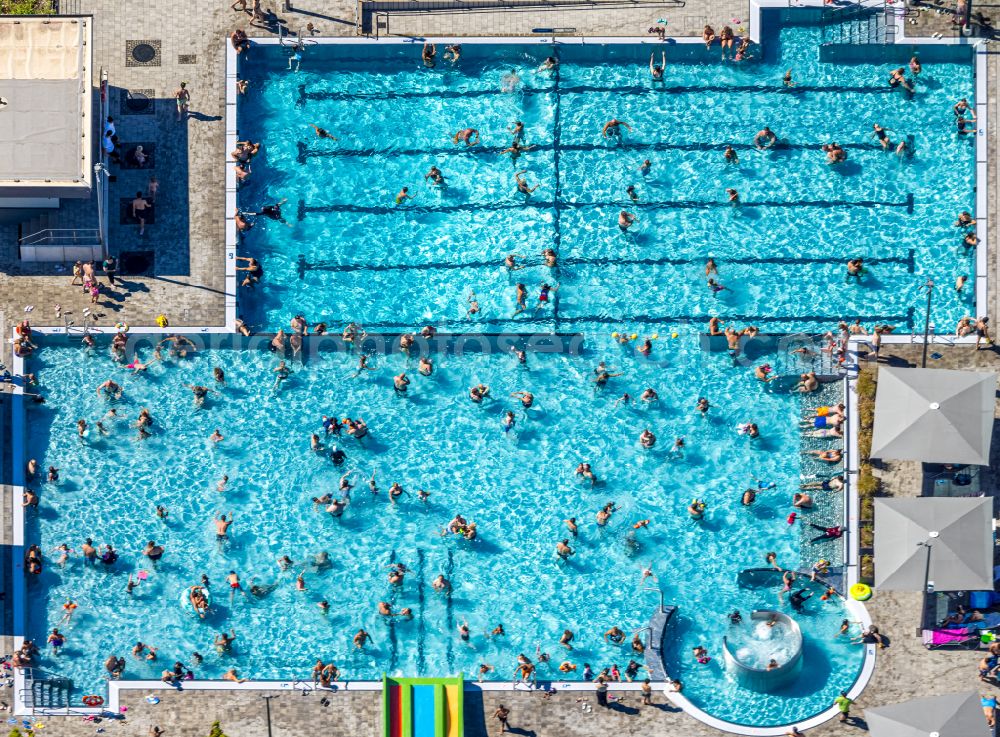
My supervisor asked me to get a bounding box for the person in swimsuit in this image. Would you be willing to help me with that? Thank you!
[702,25,716,49]
[602,119,632,139]
[954,98,975,120]
[453,128,479,146]
[174,82,190,120]
[871,123,892,150]
[888,68,913,93]
[538,283,555,307]
[753,127,777,149]
[515,170,539,196]
[424,166,445,186]
[649,52,665,81]
[422,43,436,67]
[309,124,337,140]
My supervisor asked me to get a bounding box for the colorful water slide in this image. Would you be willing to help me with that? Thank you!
[383,674,463,737]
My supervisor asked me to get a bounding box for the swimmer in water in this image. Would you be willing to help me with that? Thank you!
[452,128,480,146]
[618,210,636,232]
[395,187,416,205]
[309,124,336,140]
[649,52,665,81]
[871,123,892,150]
[575,463,597,486]
[753,126,777,149]
[467,291,481,316]
[422,43,436,67]
[424,166,445,186]
[511,391,534,410]
[602,119,632,139]
[500,141,535,162]
[638,159,651,176]
[500,69,521,92]
[724,145,739,164]
[515,170,539,197]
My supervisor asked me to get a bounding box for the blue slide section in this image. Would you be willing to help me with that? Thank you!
[412,684,436,737]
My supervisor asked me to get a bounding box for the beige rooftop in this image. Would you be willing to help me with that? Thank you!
[0,17,92,193]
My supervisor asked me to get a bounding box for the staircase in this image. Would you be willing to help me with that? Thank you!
[776,334,844,378]
[821,1,890,46]
[17,209,102,263]
[19,669,73,710]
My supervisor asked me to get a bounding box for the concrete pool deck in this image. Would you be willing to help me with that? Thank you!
[0,0,998,735]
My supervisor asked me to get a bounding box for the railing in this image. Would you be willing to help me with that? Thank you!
[18,228,101,247]
[97,67,109,261]
[18,667,75,711]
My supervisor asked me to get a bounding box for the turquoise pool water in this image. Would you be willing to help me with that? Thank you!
[235,23,975,335]
[25,334,859,727]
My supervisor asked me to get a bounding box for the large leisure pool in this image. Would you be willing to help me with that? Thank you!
[235,19,975,336]
[27,333,858,727]
[22,9,978,732]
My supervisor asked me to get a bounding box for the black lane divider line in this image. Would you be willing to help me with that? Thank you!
[297,195,913,218]
[297,252,915,275]
[346,309,915,330]
[416,548,426,674]
[297,139,907,163]
[551,44,563,330]
[445,549,454,671]
[296,82,891,104]
[388,546,399,673]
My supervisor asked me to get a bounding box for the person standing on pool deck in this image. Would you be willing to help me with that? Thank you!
[834,691,853,722]
[174,82,190,120]
[494,704,511,733]
[976,317,993,349]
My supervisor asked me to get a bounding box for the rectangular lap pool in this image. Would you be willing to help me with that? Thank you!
[234,20,975,336]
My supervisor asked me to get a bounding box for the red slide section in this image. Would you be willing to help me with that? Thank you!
[388,684,404,737]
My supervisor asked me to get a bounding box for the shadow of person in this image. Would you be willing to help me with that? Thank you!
[607,699,640,715]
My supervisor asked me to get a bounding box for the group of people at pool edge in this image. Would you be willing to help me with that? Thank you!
[9,17,982,734]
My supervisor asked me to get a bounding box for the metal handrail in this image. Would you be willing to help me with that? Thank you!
[641,584,664,610]
[19,228,101,247]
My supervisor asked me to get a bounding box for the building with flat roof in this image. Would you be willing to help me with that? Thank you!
[0,16,106,264]
[0,17,92,201]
